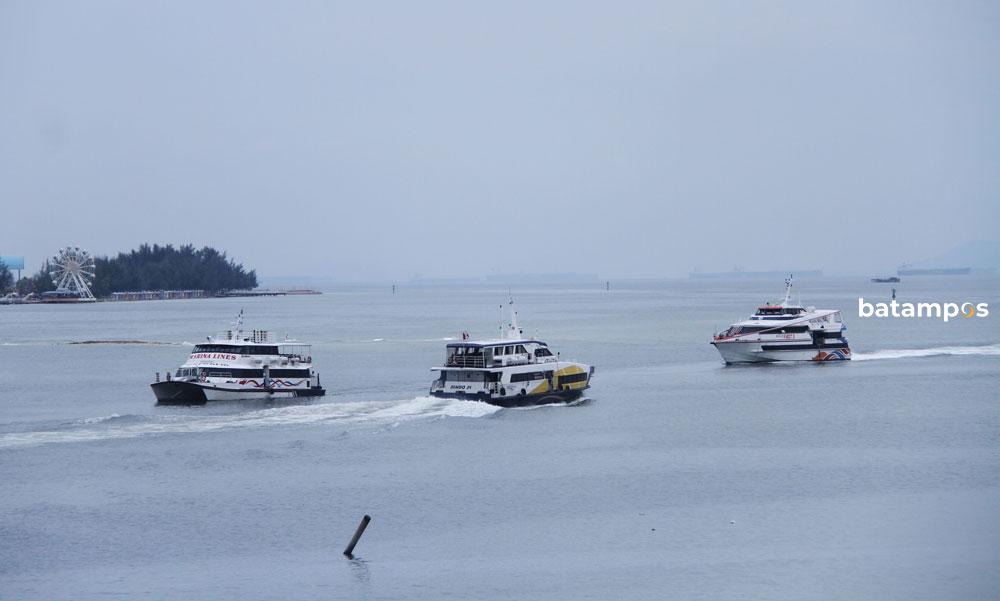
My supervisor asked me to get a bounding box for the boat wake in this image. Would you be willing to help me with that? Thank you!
[853,343,1000,362]
[0,396,502,450]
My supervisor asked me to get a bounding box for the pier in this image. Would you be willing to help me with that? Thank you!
[110,290,206,301]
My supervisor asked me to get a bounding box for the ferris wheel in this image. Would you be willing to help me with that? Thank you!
[49,246,96,299]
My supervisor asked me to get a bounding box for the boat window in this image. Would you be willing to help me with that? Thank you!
[534,347,553,357]
[515,345,527,354]
[731,326,771,334]
[558,372,588,385]
[193,344,280,355]
[441,370,485,383]
[773,326,808,334]
[504,346,513,355]
[511,371,546,383]
[269,368,311,378]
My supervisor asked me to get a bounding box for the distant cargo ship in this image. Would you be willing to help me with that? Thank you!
[896,266,970,276]
[870,276,900,283]
[690,269,822,280]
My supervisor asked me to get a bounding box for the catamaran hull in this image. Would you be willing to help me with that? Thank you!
[713,342,851,364]
[151,381,326,404]
[431,387,587,407]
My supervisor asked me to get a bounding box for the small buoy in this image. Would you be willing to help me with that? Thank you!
[730,520,736,525]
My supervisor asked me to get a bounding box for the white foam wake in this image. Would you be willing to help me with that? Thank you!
[0,397,501,450]
[853,343,1000,361]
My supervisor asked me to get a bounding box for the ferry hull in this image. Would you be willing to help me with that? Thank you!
[431,387,587,407]
[151,381,326,405]
[713,342,851,364]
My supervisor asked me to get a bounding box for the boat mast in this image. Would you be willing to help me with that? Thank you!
[500,295,522,340]
[781,274,793,307]
[509,295,520,337]
[232,309,244,341]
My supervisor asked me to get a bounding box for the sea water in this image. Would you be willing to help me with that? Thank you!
[1,277,998,600]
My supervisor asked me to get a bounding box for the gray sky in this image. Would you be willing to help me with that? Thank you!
[1,0,998,281]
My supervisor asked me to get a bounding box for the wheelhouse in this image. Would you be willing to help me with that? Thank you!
[753,305,807,319]
[191,342,312,360]
[445,340,552,368]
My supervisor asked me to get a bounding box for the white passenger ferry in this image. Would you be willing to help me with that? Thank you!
[711,276,850,364]
[151,311,325,404]
[430,299,594,407]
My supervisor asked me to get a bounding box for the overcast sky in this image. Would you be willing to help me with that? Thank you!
[1,1,998,280]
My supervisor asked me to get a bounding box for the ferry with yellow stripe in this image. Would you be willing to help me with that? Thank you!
[429,299,594,407]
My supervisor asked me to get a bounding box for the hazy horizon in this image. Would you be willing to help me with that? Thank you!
[2,1,998,281]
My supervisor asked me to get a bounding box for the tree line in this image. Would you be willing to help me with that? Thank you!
[1,244,257,297]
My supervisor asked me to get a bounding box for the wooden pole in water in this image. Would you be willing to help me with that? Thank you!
[343,515,371,558]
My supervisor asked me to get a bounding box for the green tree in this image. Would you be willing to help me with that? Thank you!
[0,261,13,293]
[89,244,257,296]
[14,261,55,296]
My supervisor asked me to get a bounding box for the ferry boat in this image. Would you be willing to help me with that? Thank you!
[430,300,594,407]
[711,276,850,364]
[151,311,326,404]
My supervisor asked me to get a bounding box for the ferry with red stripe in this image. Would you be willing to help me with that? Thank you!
[150,311,326,404]
[711,276,851,364]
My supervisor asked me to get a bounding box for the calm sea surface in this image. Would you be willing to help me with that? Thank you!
[1,277,998,600]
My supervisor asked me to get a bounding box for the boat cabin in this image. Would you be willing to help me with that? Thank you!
[751,305,808,320]
[191,342,311,360]
[445,340,554,368]
[755,305,806,316]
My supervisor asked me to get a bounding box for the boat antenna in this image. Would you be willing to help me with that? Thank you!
[499,294,522,340]
[233,309,245,341]
[508,294,521,337]
[782,274,793,307]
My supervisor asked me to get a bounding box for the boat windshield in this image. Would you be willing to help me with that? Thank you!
[755,306,805,316]
[193,344,279,355]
